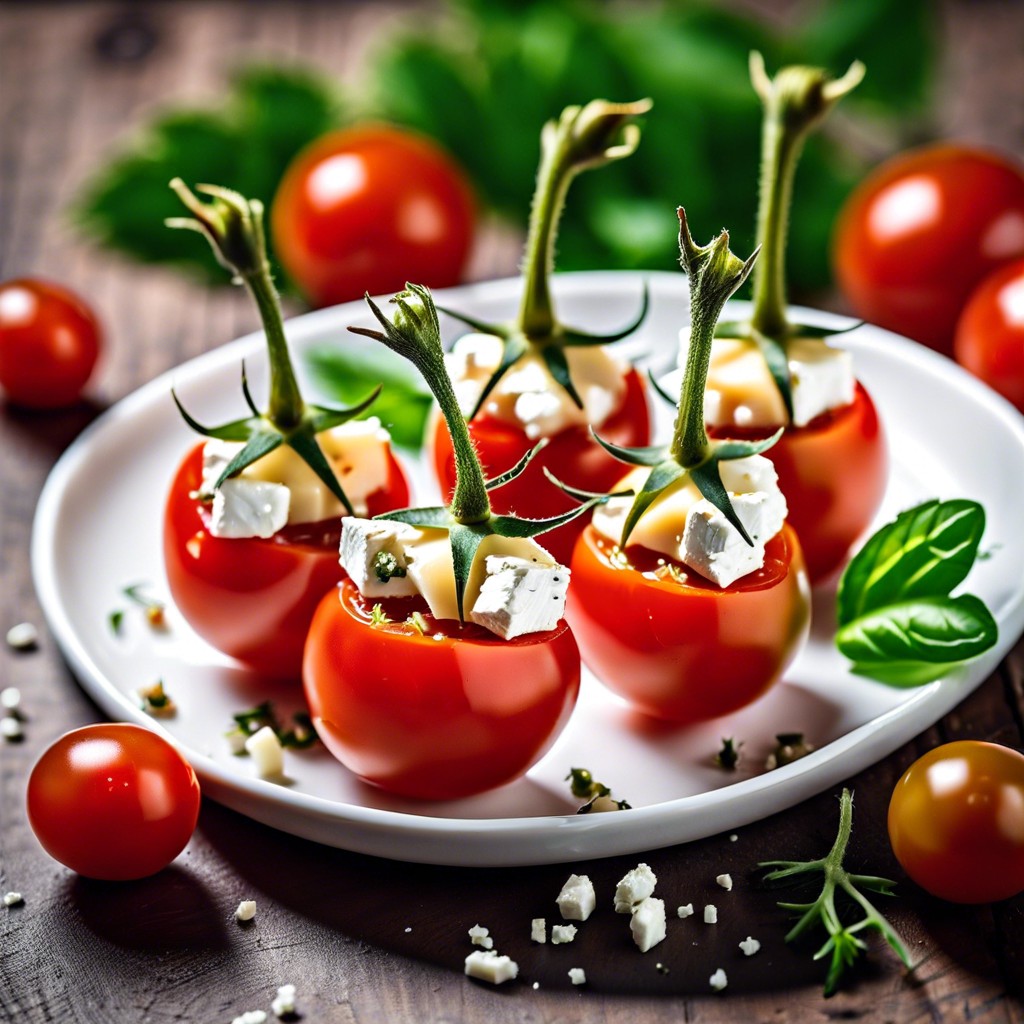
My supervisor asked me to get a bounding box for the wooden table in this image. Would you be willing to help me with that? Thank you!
[2,3,1024,1021]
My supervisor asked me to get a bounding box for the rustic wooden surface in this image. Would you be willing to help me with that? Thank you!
[3,2,1024,1022]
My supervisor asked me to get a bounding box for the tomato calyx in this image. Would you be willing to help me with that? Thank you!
[166,179,380,516]
[436,99,652,419]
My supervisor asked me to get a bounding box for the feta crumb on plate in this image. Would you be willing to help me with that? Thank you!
[245,726,284,778]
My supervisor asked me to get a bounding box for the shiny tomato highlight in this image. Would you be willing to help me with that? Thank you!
[303,578,580,799]
[567,524,810,723]
[164,443,410,679]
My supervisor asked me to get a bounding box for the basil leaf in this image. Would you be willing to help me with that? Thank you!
[837,500,986,626]
[836,594,998,667]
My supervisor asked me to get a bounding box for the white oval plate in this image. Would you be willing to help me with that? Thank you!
[32,271,1024,866]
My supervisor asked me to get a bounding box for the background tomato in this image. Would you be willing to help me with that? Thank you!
[27,724,200,881]
[271,125,475,307]
[304,578,580,799]
[954,258,1024,411]
[0,278,101,409]
[164,443,410,679]
[567,524,810,723]
[833,145,1024,354]
[888,741,1024,904]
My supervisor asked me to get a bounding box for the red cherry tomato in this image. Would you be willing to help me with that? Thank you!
[567,524,810,723]
[833,144,1024,354]
[432,367,650,564]
[0,278,101,408]
[164,443,410,679]
[303,578,580,799]
[712,383,888,583]
[271,126,475,308]
[888,741,1024,904]
[954,258,1024,411]
[27,724,200,880]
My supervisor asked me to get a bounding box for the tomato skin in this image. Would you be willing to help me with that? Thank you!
[567,524,810,723]
[954,258,1024,411]
[164,443,410,679]
[271,126,475,308]
[888,741,1024,904]
[833,144,1024,353]
[303,578,580,799]
[432,366,651,564]
[0,278,101,408]
[26,724,200,881]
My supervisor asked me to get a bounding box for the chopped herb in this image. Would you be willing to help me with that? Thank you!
[113,583,168,632]
[279,711,318,750]
[654,562,688,585]
[373,550,408,584]
[370,603,391,628]
[228,700,318,752]
[715,737,743,771]
[108,610,125,635]
[138,679,177,717]
[766,733,815,770]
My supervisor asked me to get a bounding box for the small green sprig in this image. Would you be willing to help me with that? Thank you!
[437,99,652,418]
[714,737,743,770]
[166,179,380,513]
[350,284,620,620]
[760,788,911,996]
[109,582,167,634]
[566,767,631,813]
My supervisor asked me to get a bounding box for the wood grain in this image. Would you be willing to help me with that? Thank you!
[2,2,1024,1022]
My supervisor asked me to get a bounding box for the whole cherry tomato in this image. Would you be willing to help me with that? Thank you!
[271,126,475,308]
[303,577,580,799]
[888,741,1024,904]
[27,723,200,880]
[711,383,888,583]
[954,258,1024,411]
[567,524,810,723]
[833,144,1024,354]
[0,278,101,408]
[432,367,650,564]
[164,443,410,679]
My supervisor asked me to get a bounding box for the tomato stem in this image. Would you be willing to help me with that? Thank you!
[748,55,865,340]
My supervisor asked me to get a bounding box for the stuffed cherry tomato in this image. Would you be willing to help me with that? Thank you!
[304,579,579,799]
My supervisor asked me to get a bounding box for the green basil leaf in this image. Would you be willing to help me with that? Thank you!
[837,500,986,626]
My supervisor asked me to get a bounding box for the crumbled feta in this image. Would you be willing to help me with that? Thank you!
[3,892,24,907]
[5,622,37,650]
[709,967,728,992]
[788,338,856,428]
[339,518,420,599]
[556,874,596,922]
[739,936,761,957]
[704,905,718,924]
[1,718,23,741]
[236,900,257,922]
[231,1012,267,1024]
[532,981,540,990]
[615,862,657,913]
[551,924,577,945]
[468,924,494,949]
[531,918,547,943]
[245,726,284,778]
[630,897,667,953]
[469,556,569,640]
[676,903,694,919]
[716,873,733,891]
[1,687,21,710]
[464,950,519,984]
[270,984,296,1018]
[729,834,738,842]
[210,479,290,539]
[568,968,587,986]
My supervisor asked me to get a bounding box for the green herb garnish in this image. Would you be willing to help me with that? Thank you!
[229,700,318,751]
[138,680,176,717]
[370,604,391,628]
[765,732,814,770]
[715,737,742,771]
[566,767,631,813]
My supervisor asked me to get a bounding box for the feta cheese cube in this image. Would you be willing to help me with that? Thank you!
[630,897,667,953]
[531,918,547,943]
[676,903,694,919]
[210,479,290,539]
[704,904,718,924]
[245,726,284,778]
[468,924,494,949]
[568,968,587,986]
[3,892,24,907]
[271,984,296,1018]
[235,900,257,922]
[469,556,569,640]
[739,936,761,956]
[556,874,596,922]
[716,873,733,891]
[551,924,577,944]
[464,950,519,984]
[340,518,420,598]
[615,863,657,913]
[788,338,855,428]
[5,622,36,650]
[709,967,728,992]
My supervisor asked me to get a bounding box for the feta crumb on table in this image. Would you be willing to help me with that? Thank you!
[231,1012,267,1024]
[614,862,657,913]
[568,968,587,986]
[739,936,762,957]
[3,892,24,907]
[676,903,694,919]
[0,687,21,710]
[6,622,38,650]
[464,950,519,984]
[531,918,547,943]
[630,897,667,953]
[729,834,738,842]
[271,984,296,1018]
[709,967,728,992]
[551,924,577,945]
[468,924,494,949]
[557,873,596,921]
[716,873,733,891]
[1,717,23,741]
[704,904,718,924]
[236,900,257,922]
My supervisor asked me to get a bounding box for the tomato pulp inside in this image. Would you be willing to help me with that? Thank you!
[568,524,810,723]
[164,443,410,679]
[303,578,581,799]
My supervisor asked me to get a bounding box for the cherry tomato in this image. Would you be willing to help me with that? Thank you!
[833,144,1024,354]
[712,383,888,583]
[164,443,410,679]
[567,524,810,723]
[888,741,1024,904]
[432,367,650,564]
[0,278,101,408]
[271,126,475,308]
[954,258,1024,411]
[303,578,580,799]
[27,723,200,880]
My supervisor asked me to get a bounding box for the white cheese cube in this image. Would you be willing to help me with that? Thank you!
[245,726,284,778]
[704,904,718,924]
[615,863,657,913]
[235,900,257,922]
[568,968,587,986]
[717,454,781,498]
[531,918,547,943]
[210,479,290,539]
[788,338,855,428]
[551,924,577,945]
[677,903,694,919]
[709,967,728,992]
[340,518,420,598]
[556,874,596,922]
[5,622,37,650]
[469,556,569,640]
[464,950,519,985]
[716,873,733,891]
[739,936,761,956]
[468,924,494,949]
[271,984,296,1018]
[630,897,667,953]
[681,498,766,588]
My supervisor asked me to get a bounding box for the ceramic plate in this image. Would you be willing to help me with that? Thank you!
[32,271,1024,866]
